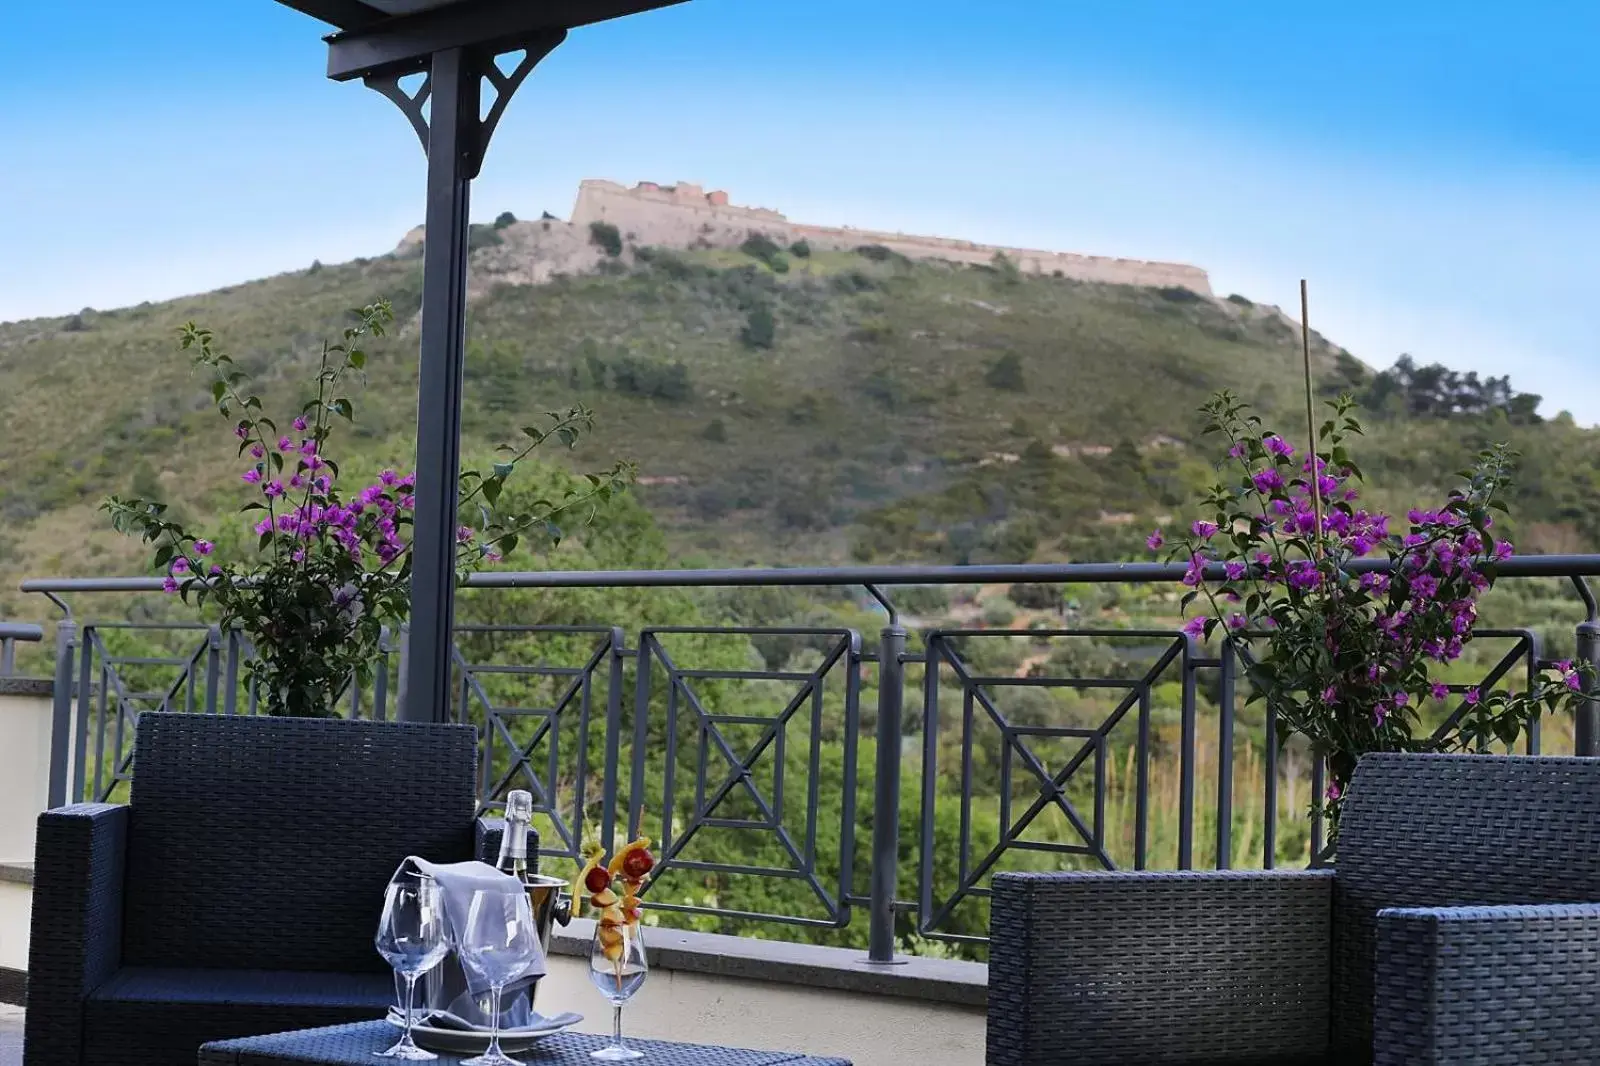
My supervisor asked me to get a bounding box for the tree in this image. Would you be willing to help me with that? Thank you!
[741,305,776,350]
[789,239,812,259]
[985,352,1025,391]
[493,211,517,229]
[589,221,623,257]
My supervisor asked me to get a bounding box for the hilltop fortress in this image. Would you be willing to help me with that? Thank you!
[569,179,1212,295]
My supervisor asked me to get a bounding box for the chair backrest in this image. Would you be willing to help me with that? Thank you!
[121,711,479,973]
[1332,752,1600,1059]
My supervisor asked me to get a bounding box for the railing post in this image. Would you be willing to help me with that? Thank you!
[867,623,906,964]
[1576,616,1599,757]
[47,621,78,809]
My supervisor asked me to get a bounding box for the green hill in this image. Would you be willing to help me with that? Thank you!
[2,224,1598,617]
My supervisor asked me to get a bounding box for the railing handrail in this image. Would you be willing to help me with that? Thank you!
[20,552,1600,599]
[0,623,44,641]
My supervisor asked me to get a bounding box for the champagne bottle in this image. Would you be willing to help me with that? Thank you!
[497,789,535,881]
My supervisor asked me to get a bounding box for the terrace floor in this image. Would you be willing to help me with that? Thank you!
[0,1006,20,1066]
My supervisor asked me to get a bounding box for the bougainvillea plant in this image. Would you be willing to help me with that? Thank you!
[1152,390,1591,828]
[103,302,634,717]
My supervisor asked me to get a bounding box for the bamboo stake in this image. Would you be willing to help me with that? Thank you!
[1300,280,1324,549]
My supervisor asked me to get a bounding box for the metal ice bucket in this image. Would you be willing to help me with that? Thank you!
[423,873,571,1029]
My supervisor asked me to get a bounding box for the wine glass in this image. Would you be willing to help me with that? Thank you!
[456,889,540,1066]
[375,875,449,1060]
[588,921,648,1061]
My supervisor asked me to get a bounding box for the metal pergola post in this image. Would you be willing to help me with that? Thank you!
[278,0,684,722]
[406,46,477,723]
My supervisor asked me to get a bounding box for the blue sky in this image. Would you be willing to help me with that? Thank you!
[2,0,1596,422]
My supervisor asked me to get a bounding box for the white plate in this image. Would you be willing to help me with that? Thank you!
[384,1009,583,1054]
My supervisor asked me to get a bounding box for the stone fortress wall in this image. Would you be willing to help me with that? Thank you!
[569,179,1213,295]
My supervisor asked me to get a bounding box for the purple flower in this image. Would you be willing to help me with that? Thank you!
[1182,616,1207,639]
[254,518,272,535]
[1264,435,1293,458]
[1373,704,1390,725]
[290,474,305,489]
[399,473,416,489]
[1326,782,1342,802]
[1465,688,1481,706]
[1431,682,1449,700]
[234,424,249,440]
[264,479,285,498]
[1568,674,1585,693]
[241,468,262,484]
[1286,559,1320,591]
[1556,659,1574,674]
[1224,561,1247,581]
[1191,520,1219,541]
[299,439,317,457]
[1226,613,1247,631]
[209,564,222,575]
[293,416,309,432]
[163,576,179,593]
[249,444,265,459]
[278,436,293,452]
[1146,529,1165,552]
[1320,685,1338,705]
[1359,572,1390,594]
[1494,541,1514,562]
[170,557,190,575]
[1252,469,1284,494]
[313,476,331,495]
[398,494,415,510]
[1392,690,1410,708]
[1228,441,1248,459]
[380,469,399,487]
[194,540,213,556]
[1181,553,1207,588]
[457,525,475,544]
[483,549,503,563]
[292,549,305,563]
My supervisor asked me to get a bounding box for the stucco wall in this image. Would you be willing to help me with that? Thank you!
[535,952,985,1066]
[572,178,1212,295]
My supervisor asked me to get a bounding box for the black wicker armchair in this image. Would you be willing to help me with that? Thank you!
[24,711,504,1066]
[987,752,1600,1066]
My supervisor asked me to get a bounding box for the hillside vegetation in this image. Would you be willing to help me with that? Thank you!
[6,220,1596,614]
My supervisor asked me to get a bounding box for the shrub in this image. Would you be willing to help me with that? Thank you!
[307,260,323,275]
[1226,293,1253,307]
[982,598,1018,628]
[992,251,1022,286]
[789,239,812,258]
[1157,285,1203,304]
[856,244,894,262]
[741,305,776,350]
[612,356,691,401]
[467,224,503,250]
[701,418,728,443]
[493,211,517,229]
[589,221,623,257]
[1008,583,1061,610]
[984,352,1025,391]
[740,232,783,263]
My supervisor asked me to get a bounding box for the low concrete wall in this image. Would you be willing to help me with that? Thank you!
[0,878,30,974]
[0,681,55,865]
[537,920,987,1066]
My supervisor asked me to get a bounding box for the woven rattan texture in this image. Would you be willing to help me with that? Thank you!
[987,869,1334,1066]
[83,967,390,1066]
[1373,904,1600,1066]
[23,803,127,1066]
[1332,753,1600,1061]
[199,1020,852,1065]
[121,712,479,973]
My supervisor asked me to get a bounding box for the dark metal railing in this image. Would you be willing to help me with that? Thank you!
[19,555,1600,960]
[0,622,43,677]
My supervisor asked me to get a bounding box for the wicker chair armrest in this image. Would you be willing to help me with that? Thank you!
[988,869,1335,1066]
[475,816,504,864]
[24,803,129,1066]
[1374,902,1600,1066]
